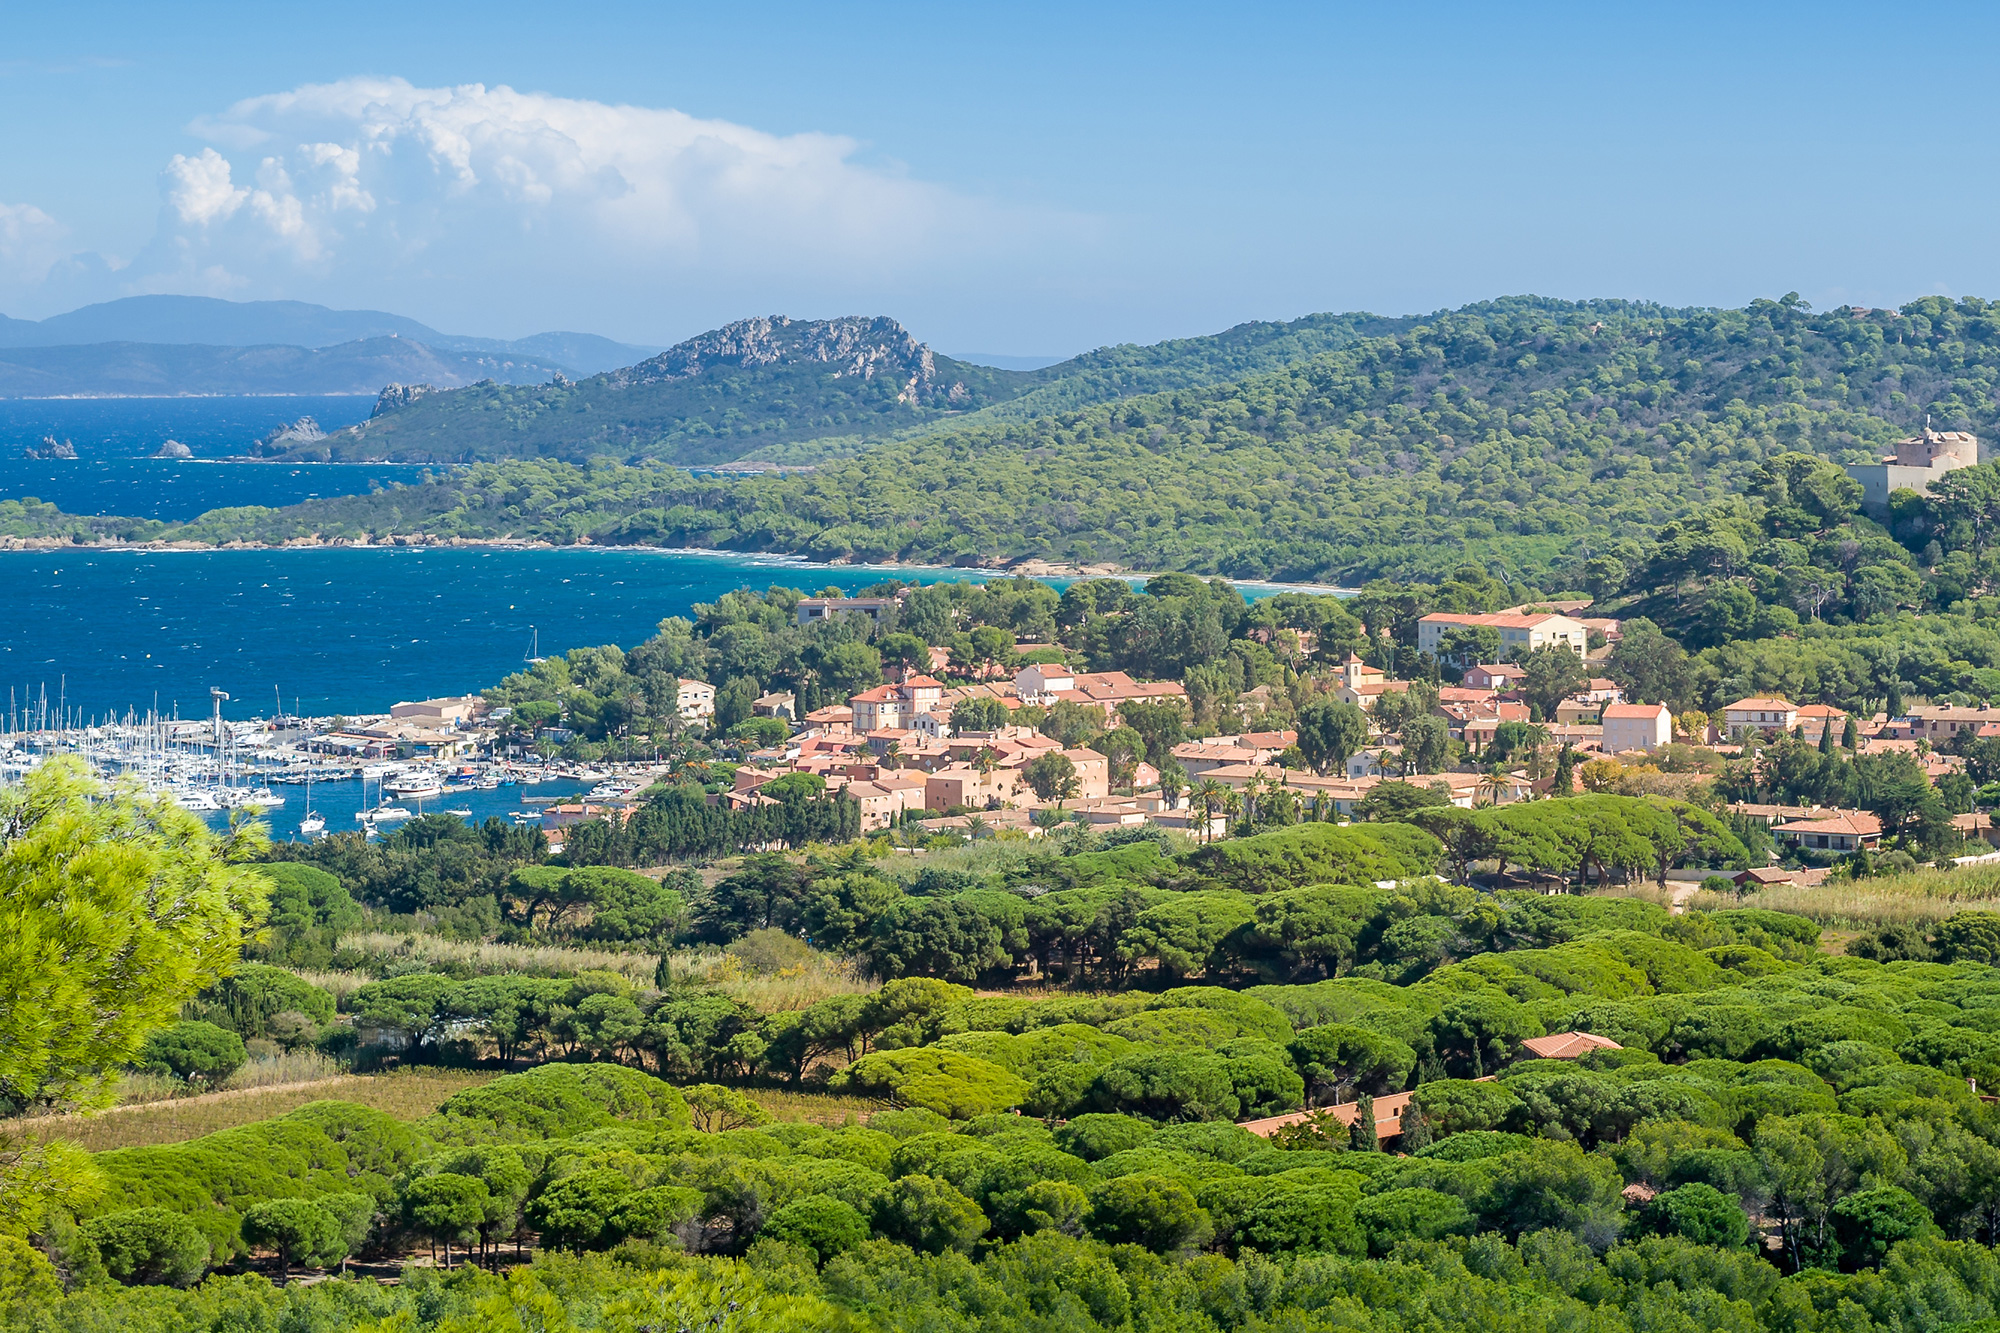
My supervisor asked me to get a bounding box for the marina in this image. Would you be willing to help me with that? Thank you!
[0,696,615,840]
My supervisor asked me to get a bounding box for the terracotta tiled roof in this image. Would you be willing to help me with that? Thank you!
[1520,1032,1623,1060]
[1775,811,1883,837]
[1239,1091,1415,1139]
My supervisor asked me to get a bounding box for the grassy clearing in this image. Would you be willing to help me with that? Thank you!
[13,1068,494,1152]
[114,1051,347,1107]
[1737,863,2000,929]
[745,1087,891,1125]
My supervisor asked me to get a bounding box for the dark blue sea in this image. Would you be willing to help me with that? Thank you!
[0,398,1340,836]
[0,395,423,518]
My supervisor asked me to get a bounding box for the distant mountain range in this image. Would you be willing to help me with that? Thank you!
[260,310,1417,464]
[0,296,662,396]
[0,338,581,399]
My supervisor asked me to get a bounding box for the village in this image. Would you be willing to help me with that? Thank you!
[515,588,1996,879]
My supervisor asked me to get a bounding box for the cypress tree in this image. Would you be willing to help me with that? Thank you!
[1349,1092,1378,1152]
[1400,1101,1434,1152]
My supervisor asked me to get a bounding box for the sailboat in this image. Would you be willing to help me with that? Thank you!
[299,770,325,837]
[525,627,545,665]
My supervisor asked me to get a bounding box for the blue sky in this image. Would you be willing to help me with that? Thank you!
[1,1,1994,354]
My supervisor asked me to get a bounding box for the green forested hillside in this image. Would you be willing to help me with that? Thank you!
[174,295,2000,584]
[276,316,1031,466]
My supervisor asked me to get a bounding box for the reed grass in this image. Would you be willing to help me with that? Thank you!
[289,968,370,1004]
[660,949,873,1011]
[13,1068,493,1153]
[1584,882,1680,911]
[318,931,868,1012]
[1738,862,2000,928]
[338,931,660,984]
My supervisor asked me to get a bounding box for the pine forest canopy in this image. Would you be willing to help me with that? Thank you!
[15,293,2000,591]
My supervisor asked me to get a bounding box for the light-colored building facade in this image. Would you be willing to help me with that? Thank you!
[1417,613,1589,660]
[676,678,717,722]
[794,594,906,627]
[1907,704,2000,744]
[1600,702,1672,754]
[1722,697,1798,734]
[1844,427,1981,515]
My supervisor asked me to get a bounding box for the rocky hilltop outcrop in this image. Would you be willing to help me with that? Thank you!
[272,313,1029,465]
[371,383,436,418]
[603,315,972,407]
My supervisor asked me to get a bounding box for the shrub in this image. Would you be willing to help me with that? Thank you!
[1087,1050,1240,1122]
[1235,1185,1364,1256]
[1054,1113,1155,1162]
[608,1185,704,1246]
[135,1020,246,1083]
[81,1208,210,1287]
[762,1196,869,1262]
[428,1064,691,1142]
[1355,1187,1474,1254]
[1647,1182,1748,1249]
[835,1048,1030,1118]
[94,1102,423,1260]
[871,1174,989,1253]
[1831,1186,1935,1270]
[527,1170,635,1251]
[1414,1130,1538,1162]
[190,964,336,1039]
[240,1197,345,1276]
[1088,1175,1213,1253]
[402,1174,489,1259]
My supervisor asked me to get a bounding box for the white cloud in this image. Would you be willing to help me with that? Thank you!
[164,148,248,225]
[121,76,1084,335]
[0,201,80,307]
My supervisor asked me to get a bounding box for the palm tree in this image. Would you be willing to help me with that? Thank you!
[962,814,991,842]
[1476,769,1508,808]
[1191,778,1226,843]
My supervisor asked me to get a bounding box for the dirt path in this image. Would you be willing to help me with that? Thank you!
[99,1076,363,1115]
[1669,881,1702,914]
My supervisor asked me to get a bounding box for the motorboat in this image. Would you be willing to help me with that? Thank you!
[369,805,415,822]
[385,775,444,800]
